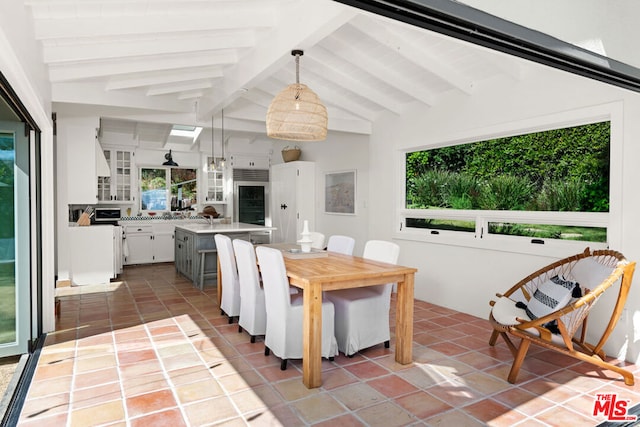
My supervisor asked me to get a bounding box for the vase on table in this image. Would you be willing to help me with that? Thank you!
[298,220,312,253]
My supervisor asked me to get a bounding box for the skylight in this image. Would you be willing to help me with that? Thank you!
[170,125,202,142]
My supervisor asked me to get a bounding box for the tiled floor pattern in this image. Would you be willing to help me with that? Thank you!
[16,263,640,426]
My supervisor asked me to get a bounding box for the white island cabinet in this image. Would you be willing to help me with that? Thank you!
[69,225,116,286]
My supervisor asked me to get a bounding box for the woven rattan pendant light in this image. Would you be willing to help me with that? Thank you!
[266,50,328,141]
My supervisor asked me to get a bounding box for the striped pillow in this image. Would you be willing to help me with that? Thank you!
[525,275,577,320]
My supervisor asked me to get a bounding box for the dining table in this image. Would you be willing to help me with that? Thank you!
[260,243,418,389]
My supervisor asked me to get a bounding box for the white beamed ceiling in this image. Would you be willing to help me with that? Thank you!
[25,0,524,143]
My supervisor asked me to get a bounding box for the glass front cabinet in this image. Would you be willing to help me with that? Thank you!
[205,156,226,203]
[98,149,134,203]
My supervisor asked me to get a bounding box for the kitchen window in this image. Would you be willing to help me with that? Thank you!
[140,167,197,212]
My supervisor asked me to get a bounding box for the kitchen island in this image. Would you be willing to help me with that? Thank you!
[174,222,275,290]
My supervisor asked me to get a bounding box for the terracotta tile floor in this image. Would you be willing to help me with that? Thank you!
[16,263,640,426]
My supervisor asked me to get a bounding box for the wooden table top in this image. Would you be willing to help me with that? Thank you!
[271,248,417,291]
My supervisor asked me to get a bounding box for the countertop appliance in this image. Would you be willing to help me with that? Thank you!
[93,207,122,225]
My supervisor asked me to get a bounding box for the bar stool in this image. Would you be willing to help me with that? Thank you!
[198,248,217,290]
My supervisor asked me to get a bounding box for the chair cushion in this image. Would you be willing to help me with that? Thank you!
[524,275,577,320]
[569,257,615,290]
[492,296,530,325]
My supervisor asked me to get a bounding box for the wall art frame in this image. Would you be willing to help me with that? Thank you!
[324,170,356,215]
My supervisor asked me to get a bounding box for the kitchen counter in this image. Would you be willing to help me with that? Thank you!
[174,222,275,288]
[174,222,276,234]
[118,217,211,224]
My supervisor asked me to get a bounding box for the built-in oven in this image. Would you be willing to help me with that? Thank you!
[93,207,122,225]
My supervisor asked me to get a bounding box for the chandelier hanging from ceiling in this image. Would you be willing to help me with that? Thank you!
[266,50,328,141]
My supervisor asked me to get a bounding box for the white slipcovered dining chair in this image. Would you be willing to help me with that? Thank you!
[326,235,355,255]
[215,234,240,324]
[255,246,338,370]
[233,239,266,343]
[309,231,326,249]
[325,240,400,356]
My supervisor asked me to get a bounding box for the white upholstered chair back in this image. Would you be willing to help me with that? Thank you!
[308,232,326,249]
[255,246,338,366]
[232,239,267,341]
[326,235,355,255]
[362,240,400,264]
[325,239,400,356]
[215,233,241,320]
[363,240,400,296]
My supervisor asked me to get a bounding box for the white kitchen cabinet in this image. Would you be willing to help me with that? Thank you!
[65,121,108,205]
[153,223,175,263]
[98,148,134,203]
[229,153,270,169]
[123,223,175,264]
[69,225,115,285]
[270,161,315,243]
[124,225,153,264]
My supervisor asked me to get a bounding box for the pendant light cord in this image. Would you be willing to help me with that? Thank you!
[211,115,215,171]
[221,109,224,160]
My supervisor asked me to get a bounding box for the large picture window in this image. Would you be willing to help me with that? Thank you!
[140,167,197,212]
[402,121,610,245]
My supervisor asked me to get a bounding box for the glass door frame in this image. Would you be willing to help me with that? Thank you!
[0,123,30,356]
[0,71,43,358]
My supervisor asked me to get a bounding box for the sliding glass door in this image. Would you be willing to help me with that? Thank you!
[0,119,31,356]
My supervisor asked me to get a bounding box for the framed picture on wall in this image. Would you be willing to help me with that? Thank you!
[324,170,356,215]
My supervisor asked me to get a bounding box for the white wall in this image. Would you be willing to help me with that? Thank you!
[0,1,50,113]
[459,0,640,70]
[0,0,56,332]
[269,133,371,255]
[368,56,640,362]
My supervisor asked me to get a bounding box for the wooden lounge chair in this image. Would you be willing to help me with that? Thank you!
[488,247,636,385]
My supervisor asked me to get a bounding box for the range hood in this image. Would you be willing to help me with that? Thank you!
[95,138,110,177]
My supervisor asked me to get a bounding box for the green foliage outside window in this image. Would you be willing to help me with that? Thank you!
[140,167,198,211]
[406,121,610,212]
[0,133,14,240]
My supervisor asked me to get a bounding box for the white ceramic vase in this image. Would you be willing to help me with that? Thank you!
[298,220,312,253]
